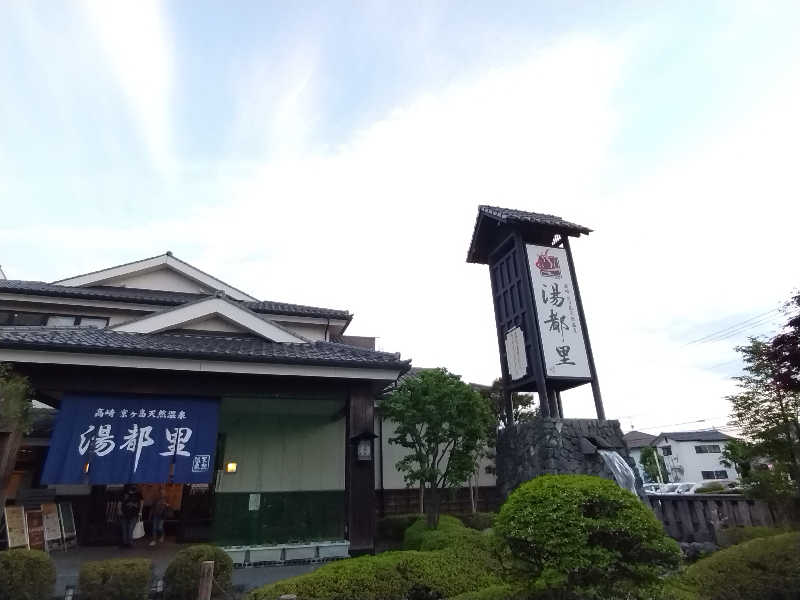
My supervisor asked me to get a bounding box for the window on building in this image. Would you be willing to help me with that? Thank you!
[660,446,672,456]
[45,315,109,328]
[701,470,729,480]
[0,311,48,326]
[694,444,722,454]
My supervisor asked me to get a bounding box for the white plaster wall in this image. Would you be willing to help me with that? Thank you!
[180,316,250,333]
[105,268,213,294]
[216,397,346,493]
[275,322,328,341]
[375,417,497,490]
[657,439,738,483]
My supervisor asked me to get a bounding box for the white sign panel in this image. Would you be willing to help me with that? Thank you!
[527,244,591,378]
[504,326,528,380]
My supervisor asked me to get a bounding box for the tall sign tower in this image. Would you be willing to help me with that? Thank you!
[467,206,605,421]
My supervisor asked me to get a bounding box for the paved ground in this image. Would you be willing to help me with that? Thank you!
[51,541,319,597]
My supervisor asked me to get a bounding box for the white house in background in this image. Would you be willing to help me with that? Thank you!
[652,431,738,483]
[623,430,657,480]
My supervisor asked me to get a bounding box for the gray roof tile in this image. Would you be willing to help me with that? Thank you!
[0,327,408,371]
[659,430,735,442]
[0,280,351,320]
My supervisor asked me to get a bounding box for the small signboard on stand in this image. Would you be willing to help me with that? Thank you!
[4,505,29,549]
[42,503,63,551]
[58,502,78,549]
[25,509,45,551]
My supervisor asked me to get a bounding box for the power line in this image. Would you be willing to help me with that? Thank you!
[685,308,781,345]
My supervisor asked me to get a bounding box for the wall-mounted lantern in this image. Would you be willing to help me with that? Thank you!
[225,462,238,474]
[350,432,378,462]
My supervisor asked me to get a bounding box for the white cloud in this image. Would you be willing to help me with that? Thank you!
[80,0,173,171]
[3,26,798,434]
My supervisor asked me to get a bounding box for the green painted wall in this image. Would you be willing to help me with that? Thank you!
[213,491,345,545]
[216,396,346,493]
[212,396,347,544]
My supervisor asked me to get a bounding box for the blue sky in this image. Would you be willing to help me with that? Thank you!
[1,1,799,432]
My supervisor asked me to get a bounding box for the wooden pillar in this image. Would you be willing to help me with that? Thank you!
[346,382,376,555]
[0,430,23,510]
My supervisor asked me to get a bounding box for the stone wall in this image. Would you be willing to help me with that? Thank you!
[496,417,641,499]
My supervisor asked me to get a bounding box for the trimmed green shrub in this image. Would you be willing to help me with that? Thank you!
[403,514,466,550]
[377,513,421,541]
[694,482,726,494]
[450,584,526,600]
[79,558,152,600]
[675,532,800,600]
[716,525,792,547]
[459,512,496,531]
[247,532,503,600]
[495,474,681,599]
[164,544,233,600]
[0,549,56,600]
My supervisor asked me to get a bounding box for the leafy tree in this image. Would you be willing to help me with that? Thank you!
[720,438,756,479]
[0,364,35,510]
[480,378,537,428]
[639,446,668,483]
[768,292,800,393]
[382,368,493,527]
[727,338,800,497]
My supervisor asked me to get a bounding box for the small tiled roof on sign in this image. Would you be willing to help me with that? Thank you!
[0,327,409,371]
[467,205,592,264]
[0,280,351,321]
[659,430,735,443]
[478,206,593,234]
[623,430,657,449]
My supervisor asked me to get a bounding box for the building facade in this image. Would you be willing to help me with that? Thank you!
[0,253,410,553]
[624,429,738,484]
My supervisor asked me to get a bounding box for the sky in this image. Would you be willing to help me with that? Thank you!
[1,1,799,435]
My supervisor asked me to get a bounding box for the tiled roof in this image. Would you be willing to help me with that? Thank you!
[0,327,409,371]
[0,280,351,320]
[478,206,592,235]
[466,205,592,264]
[659,430,735,442]
[623,430,657,449]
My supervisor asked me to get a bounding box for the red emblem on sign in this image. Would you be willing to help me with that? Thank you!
[534,251,561,278]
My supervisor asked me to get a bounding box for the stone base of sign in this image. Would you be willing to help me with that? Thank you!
[496,417,643,499]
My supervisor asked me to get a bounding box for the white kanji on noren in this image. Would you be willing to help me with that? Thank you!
[121,424,155,472]
[93,424,115,456]
[78,425,95,455]
[160,427,192,457]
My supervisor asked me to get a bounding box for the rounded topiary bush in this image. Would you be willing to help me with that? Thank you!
[495,474,681,599]
[403,514,466,550]
[674,532,800,600]
[377,514,421,541]
[79,558,152,600]
[163,545,233,600]
[459,512,496,531]
[0,549,56,600]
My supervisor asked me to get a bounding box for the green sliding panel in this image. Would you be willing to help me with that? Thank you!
[213,491,345,545]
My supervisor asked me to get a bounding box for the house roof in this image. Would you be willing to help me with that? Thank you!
[467,205,592,264]
[53,252,259,301]
[658,430,735,443]
[0,280,351,321]
[0,327,410,371]
[623,430,657,449]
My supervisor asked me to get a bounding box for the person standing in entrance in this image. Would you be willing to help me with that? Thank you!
[149,487,169,546]
[119,484,143,548]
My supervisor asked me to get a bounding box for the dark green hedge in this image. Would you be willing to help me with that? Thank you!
[449,584,526,600]
[495,474,681,599]
[671,532,800,600]
[79,558,152,600]
[164,545,234,600]
[0,549,56,600]
[716,525,792,547]
[377,514,421,541]
[403,514,466,550]
[458,512,496,531]
[247,517,502,600]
